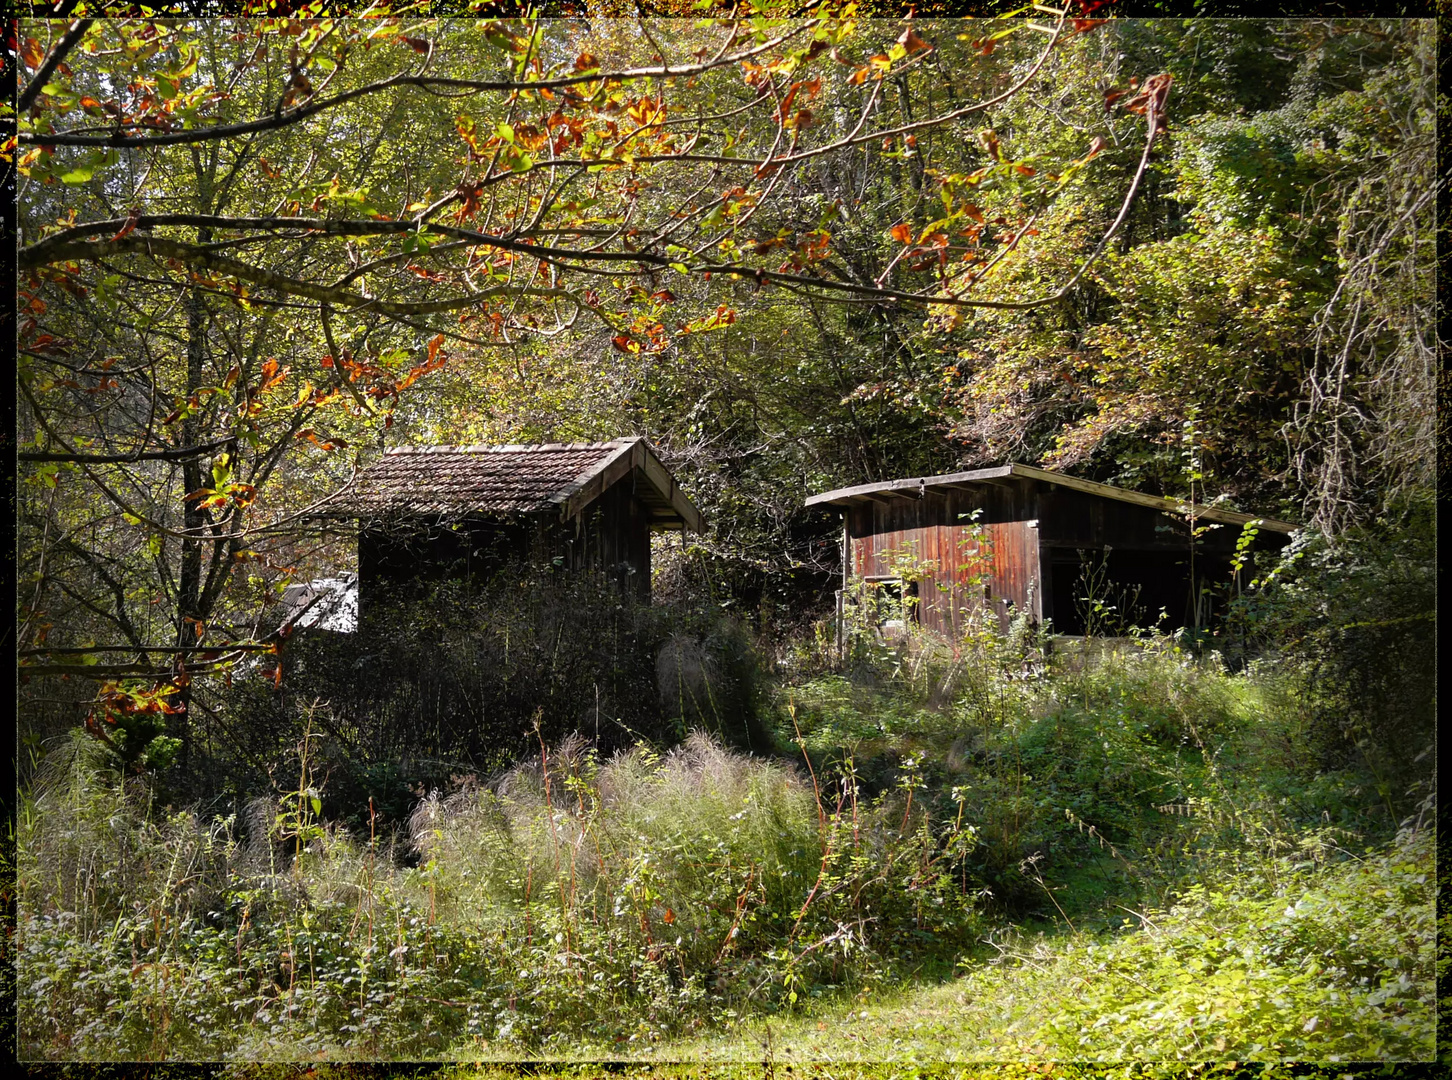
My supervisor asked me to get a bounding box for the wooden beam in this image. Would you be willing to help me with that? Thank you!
[558,440,638,522]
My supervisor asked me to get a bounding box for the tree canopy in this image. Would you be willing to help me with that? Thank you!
[13,12,1438,769]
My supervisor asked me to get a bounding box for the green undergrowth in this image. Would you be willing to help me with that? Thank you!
[17,727,978,1060]
[634,818,1435,1061]
[15,631,1434,1062]
[18,1065,1434,1080]
[775,633,1395,921]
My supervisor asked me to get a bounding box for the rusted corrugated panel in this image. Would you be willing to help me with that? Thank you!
[840,489,1050,637]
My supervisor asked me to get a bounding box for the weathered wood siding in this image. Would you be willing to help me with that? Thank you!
[845,479,1041,636]
[1036,487,1271,555]
[562,475,652,597]
[834,473,1291,640]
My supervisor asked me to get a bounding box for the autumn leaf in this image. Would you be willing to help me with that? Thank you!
[108,210,140,242]
[898,28,931,55]
[890,222,914,243]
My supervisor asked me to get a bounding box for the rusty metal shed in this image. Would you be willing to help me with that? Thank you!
[806,463,1296,637]
[343,438,702,600]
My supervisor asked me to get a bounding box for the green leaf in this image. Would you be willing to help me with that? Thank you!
[58,161,97,185]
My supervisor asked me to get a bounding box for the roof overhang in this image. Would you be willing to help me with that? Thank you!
[553,437,705,533]
[806,463,1297,534]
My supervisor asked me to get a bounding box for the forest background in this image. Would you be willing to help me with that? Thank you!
[7,1,1444,1069]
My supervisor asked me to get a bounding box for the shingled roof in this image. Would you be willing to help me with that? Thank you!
[344,437,703,531]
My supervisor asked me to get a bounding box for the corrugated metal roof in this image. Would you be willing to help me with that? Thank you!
[806,463,1298,533]
[347,441,631,517]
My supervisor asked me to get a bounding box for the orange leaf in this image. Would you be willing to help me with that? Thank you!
[427,333,444,364]
[611,335,640,354]
[108,212,140,243]
[898,28,930,55]
[890,222,913,243]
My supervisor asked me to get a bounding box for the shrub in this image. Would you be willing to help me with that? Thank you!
[1237,496,1435,806]
[199,567,772,826]
[963,817,1435,1060]
[410,731,982,1049]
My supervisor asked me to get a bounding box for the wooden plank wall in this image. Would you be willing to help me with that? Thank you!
[566,477,652,597]
[846,480,1041,637]
[840,478,1290,640]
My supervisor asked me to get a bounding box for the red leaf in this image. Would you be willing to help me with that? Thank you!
[611,335,640,353]
[402,36,431,54]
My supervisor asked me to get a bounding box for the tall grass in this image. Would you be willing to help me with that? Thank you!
[17,727,980,1059]
[17,581,1430,1061]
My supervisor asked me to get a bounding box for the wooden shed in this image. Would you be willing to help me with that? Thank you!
[344,438,702,601]
[806,463,1296,638]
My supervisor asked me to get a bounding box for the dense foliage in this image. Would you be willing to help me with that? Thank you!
[12,10,1437,1066]
[16,630,1435,1060]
